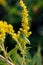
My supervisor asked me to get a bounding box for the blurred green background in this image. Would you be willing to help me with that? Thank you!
[0,0,43,55]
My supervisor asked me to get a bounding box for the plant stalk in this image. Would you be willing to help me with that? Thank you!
[0,55,15,65]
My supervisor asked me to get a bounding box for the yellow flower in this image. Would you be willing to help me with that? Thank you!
[12,33,17,40]
[0,30,5,41]
[19,0,32,37]
[7,24,14,35]
[0,0,32,44]
[0,22,6,42]
[0,21,17,42]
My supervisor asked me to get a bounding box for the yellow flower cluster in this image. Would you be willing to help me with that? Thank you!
[0,21,17,42]
[0,0,32,44]
[19,0,32,37]
[0,21,7,42]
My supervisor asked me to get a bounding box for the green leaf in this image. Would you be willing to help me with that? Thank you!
[36,46,42,65]
[11,52,22,65]
[30,46,42,65]
[7,45,22,65]
[7,45,19,57]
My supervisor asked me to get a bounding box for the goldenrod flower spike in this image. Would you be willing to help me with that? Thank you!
[19,0,32,37]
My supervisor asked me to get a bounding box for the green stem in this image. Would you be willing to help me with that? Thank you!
[15,39,22,51]
[1,43,7,58]
[22,54,26,65]
[15,39,26,65]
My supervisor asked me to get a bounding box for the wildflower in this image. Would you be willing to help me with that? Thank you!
[7,24,14,35]
[0,21,17,42]
[0,21,6,42]
[0,30,6,42]
[0,0,32,45]
[19,0,32,37]
[7,24,18,40]
[12,33,17,40]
